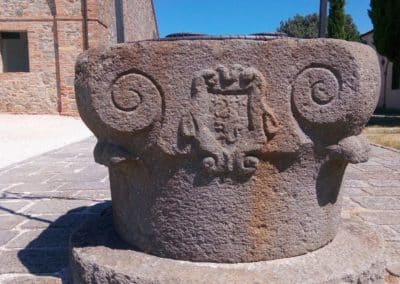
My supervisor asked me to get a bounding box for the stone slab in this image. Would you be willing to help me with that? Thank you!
[70,209,385,284]
[0,215,25,230]
[0,230,18,246]
[0,248,68,274]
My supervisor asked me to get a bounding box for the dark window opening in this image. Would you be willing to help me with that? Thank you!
[392,63,400,90]
[0,32,30,72]
[115,0,125,43]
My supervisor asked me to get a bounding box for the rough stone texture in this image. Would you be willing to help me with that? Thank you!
[70,210,385,284]
[76,38,380,263]
[0,0,158,115]
[123,0,159,41]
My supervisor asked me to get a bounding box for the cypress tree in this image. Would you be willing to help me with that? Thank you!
[328,0,346,39]
[369,0,400,65]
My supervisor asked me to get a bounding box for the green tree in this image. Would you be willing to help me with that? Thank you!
[277,13,360,41]
[328,0,346,39]
[343,14,360,41]
[277,14,319,38]
[369,0,400,64]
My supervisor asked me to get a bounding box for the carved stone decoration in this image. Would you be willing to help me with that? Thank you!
[75,68,163,136]
[73,38,382,268]
[110,72,162,132]
[180,65,279,175]
[292,67,341,125]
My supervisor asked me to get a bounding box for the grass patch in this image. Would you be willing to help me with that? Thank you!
[363,126,400,150]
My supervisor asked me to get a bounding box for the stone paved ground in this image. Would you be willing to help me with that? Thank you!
[0,137,399,283]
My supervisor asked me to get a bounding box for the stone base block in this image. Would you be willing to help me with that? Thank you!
[70,209,385,284]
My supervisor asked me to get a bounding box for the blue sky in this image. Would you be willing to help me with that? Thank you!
[153,0,372,37]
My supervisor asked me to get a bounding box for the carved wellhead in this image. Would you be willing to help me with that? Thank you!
[75,36,380,263]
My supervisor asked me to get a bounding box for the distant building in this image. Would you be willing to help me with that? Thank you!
[0,0,158,115]
[361,30,400,112]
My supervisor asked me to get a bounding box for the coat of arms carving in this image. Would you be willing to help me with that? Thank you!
[180,64,279,175]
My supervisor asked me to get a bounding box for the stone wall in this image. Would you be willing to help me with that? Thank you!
[0,0,158,115]
[123,0,158,41]
[0,20,58,114]
[0,0,53,18]
[87,0,118,48]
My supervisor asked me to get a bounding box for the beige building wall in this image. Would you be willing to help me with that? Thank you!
[0,0,158,115]
[362,32,400,111]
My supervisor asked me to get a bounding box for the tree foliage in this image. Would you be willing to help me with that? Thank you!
[343,15,360,41]
[328,0,346,39]
[369,0,400,64]
[277,13,360,41]
[277,14,319,39]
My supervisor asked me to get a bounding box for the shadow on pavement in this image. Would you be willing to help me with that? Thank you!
[17,201,111,282]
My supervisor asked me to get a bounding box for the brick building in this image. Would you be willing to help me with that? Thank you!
[0,0,158,115]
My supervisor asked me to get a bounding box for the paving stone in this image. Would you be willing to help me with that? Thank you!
[21,213,95,229]
[342,186,369,196]
[0,173,58,184]
[0,215,25,230]
[6,229,72,249]
[0,275,61,284]
[2,191,81,201]
[356,210,400,225]
[48,170,107,183]
[0,200,30,215]
[342,196,363,210]
[24,199,95,215]
[7,182,64,193]
[385,242,400,267]
[368,179,400,187]
[0,248,68,274]
[387,262,400,278]
[391,225,400,234]
[87,201,112,214]
[75,190,111,200]
[351,196,400,210]
[356,159,383,166]
[57,181,109,191]
[0,230,18,246]
[342,179,370,188]
[355,164,395,172]
[361,186,400,196]
[379,226,400,242]
[0,183,15,191]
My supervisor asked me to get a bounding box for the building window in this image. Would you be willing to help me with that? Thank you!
[115,0,125,43]
[0,32,30,72]
[392,63,400,90]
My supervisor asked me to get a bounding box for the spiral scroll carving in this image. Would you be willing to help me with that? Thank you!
[292,67,342,125]
[109,72,162,132]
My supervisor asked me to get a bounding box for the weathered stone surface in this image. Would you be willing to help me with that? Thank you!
[70,210,385,284]
[75,38,380,263]
[0,230,17,246]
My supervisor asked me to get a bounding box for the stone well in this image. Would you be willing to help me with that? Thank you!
[70,35,384,283]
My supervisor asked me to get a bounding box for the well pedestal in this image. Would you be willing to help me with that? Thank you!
[71,35,383,283]
[70,208,385,284]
